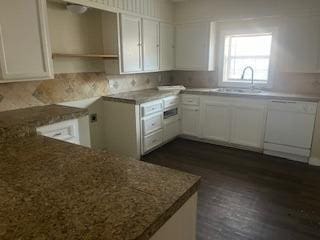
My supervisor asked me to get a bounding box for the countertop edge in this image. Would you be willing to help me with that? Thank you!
[181,89,320,102]
[0,105,88,143]
[138,177,201,240]
[102,96,138,104]
[103,91,180,105]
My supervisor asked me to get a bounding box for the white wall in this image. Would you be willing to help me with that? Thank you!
[174,0,320,23]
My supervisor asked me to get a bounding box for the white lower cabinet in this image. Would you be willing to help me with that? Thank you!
[36,119,80,145]
[142,112,163,135]
[200,100,230,142]
[181,105,200,137]
[143,129,163,153]
[140,100,164,154]
[230,103,266,148]
[103,97,181,159]
[181,94,267,150]
[164,119,180,142]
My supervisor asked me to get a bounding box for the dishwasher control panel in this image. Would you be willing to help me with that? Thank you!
[268,100,317,114]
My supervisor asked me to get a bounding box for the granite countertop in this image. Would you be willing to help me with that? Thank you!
[0,104,88,143]
[103,89,180,104]
[0,135,200,239]
[103,88,320,105]
[182,88,320,102]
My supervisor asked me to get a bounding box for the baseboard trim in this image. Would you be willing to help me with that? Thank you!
[309,157,320,167]
[179,134,263,153]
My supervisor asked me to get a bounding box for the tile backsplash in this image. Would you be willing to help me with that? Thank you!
[171,71,320,95]
[1,70,320,112]
[0,72,171,112]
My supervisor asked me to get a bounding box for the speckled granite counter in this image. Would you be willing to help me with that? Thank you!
[0,104,88,143]
[0,135,200,239]
[103,88,320,104]
[103,89,180,104]
[182,88,320,102]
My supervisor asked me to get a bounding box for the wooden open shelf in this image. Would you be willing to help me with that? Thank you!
[52,53,119,59]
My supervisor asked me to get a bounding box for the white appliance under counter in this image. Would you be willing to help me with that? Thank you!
[264,100,318,162]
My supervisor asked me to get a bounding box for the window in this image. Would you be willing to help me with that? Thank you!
[221,33,273,87]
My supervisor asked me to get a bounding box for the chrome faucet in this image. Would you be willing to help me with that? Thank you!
[241,66,254,90]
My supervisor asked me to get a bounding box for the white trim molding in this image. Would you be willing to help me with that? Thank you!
[309,157,320,166]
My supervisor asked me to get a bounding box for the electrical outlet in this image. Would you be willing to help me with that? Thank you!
[90,113,98,123]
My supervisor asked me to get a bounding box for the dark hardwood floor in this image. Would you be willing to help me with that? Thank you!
[142,138,320,240]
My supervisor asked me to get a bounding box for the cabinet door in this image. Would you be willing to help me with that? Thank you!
[143,19,159,71]
[120,14,142,73]
[200,101,230,142]
[230,103,266,148]
[280,15,320,73]
[160,22,174,71]
[0,0,53,82]
[181,106,200,137]
[175,22,215,71]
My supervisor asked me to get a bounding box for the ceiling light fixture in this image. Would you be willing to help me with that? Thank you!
[66,3,88,14]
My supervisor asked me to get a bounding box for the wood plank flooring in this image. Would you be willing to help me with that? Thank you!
[142,138,320,240]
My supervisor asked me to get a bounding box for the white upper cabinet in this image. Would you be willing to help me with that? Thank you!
[108,13,171,74]
[160,23,174,71]
[142,19,160,72]
[279,14,320,73]
[175,22,215,71]
[0,0,53,82]
[119,14,143,73]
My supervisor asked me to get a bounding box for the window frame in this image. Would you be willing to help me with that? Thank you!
[218,27,278,89]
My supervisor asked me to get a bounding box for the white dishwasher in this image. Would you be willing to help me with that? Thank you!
[264,100,318,162]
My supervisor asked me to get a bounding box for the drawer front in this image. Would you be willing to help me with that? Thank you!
[182,95,200,106]
[141,100,163,117]
[36,119,79,143]
[164,96,179,109]
[142,113,163,135]
[143,130,163,153]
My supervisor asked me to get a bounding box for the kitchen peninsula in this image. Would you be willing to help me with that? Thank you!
[0,104,200,240]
